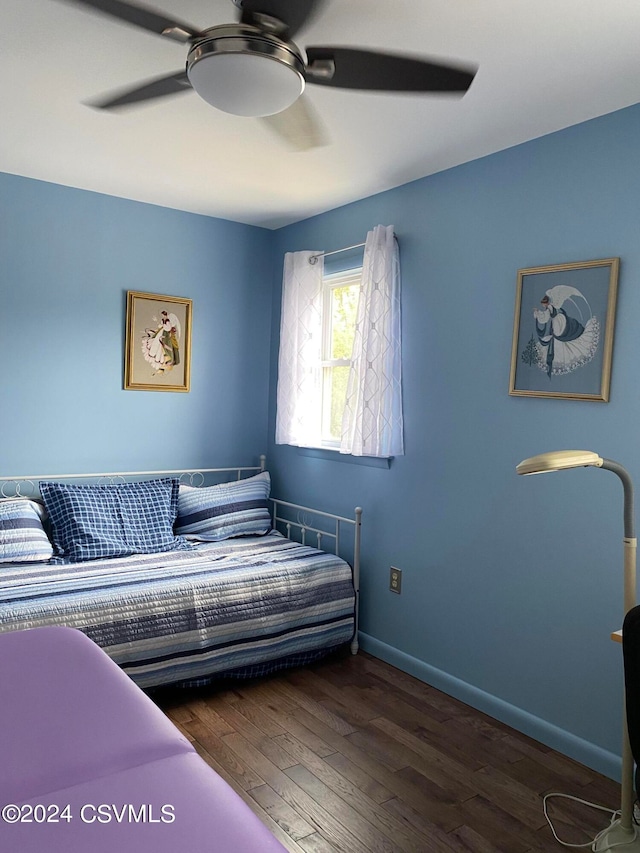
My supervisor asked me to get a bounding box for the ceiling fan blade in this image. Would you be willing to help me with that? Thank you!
[260,94,329,151]
[88,70,191,109]
[238,0,326,39]
[305,47,477,93]
[56,0,200,41]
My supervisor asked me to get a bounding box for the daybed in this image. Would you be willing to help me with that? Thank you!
[0,460,361,688]
[0,624,288,853]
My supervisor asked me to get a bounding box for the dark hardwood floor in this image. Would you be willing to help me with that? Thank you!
[154,650,621,852]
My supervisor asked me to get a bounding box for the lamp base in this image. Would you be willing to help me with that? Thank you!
[593,820,640,851]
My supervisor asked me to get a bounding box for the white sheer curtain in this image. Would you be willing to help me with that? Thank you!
[340,225,404,457]
[275,250,324,448]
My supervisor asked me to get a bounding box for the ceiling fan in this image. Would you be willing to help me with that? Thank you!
[56,0,477,148]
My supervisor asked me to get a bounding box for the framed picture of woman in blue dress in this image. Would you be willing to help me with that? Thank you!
[125,291,192,392]
[509,258,619,401]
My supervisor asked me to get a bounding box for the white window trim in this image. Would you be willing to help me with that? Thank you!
[319,268,362,450]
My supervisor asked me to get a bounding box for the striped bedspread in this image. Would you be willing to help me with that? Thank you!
[0,533,355,688]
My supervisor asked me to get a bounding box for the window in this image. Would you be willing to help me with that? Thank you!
[320,269,361,447]
[276,227,403,458]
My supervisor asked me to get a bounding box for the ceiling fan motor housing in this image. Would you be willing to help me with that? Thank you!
[186,24,306,117]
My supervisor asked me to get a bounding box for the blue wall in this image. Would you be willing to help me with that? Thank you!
[268,103,640,777]
[0,173,273,474]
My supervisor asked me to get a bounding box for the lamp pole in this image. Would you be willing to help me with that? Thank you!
[517,452,639,852]
[597,460,637,849]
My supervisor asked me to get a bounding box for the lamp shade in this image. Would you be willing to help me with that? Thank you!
[188,51,304,116]
[187,28,306,117]
[516,449,604,476]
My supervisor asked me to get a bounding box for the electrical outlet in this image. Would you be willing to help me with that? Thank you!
[389,566,402,594]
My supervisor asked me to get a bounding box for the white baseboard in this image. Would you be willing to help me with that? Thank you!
[358,632,620,781]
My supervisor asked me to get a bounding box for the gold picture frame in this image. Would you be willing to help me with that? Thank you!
[124,291,192,392]
[509,258,619,402]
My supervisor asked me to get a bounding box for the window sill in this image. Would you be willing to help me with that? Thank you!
[296,447,391,469]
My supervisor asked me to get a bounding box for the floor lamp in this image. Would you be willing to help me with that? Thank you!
[516,450,639,852]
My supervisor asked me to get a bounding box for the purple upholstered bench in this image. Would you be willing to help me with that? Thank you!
[0,626,287,853]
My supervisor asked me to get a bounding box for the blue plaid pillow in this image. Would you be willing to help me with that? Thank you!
[0,499,53,563]
[40,478,192,563]
[176,472,272,541]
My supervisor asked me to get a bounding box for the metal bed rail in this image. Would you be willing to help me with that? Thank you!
[0,456,267,498]
[270,498,362,654]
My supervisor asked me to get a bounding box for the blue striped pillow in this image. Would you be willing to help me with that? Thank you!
[40,478,192,563]
[176,472,272,541]
[0,499,54,563]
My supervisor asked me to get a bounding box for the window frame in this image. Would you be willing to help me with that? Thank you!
[319,267,362,450]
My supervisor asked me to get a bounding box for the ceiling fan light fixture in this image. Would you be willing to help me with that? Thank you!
[187,29,305,117]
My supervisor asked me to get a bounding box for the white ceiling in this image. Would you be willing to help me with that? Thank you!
[2,0,640,229]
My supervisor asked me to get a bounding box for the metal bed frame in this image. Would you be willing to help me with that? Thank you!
[0,456,362,654]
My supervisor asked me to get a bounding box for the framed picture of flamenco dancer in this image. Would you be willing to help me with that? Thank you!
[124,291,192,392]
[509,258,619,401]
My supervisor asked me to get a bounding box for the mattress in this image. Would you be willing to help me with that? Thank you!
[0,532,355,688]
